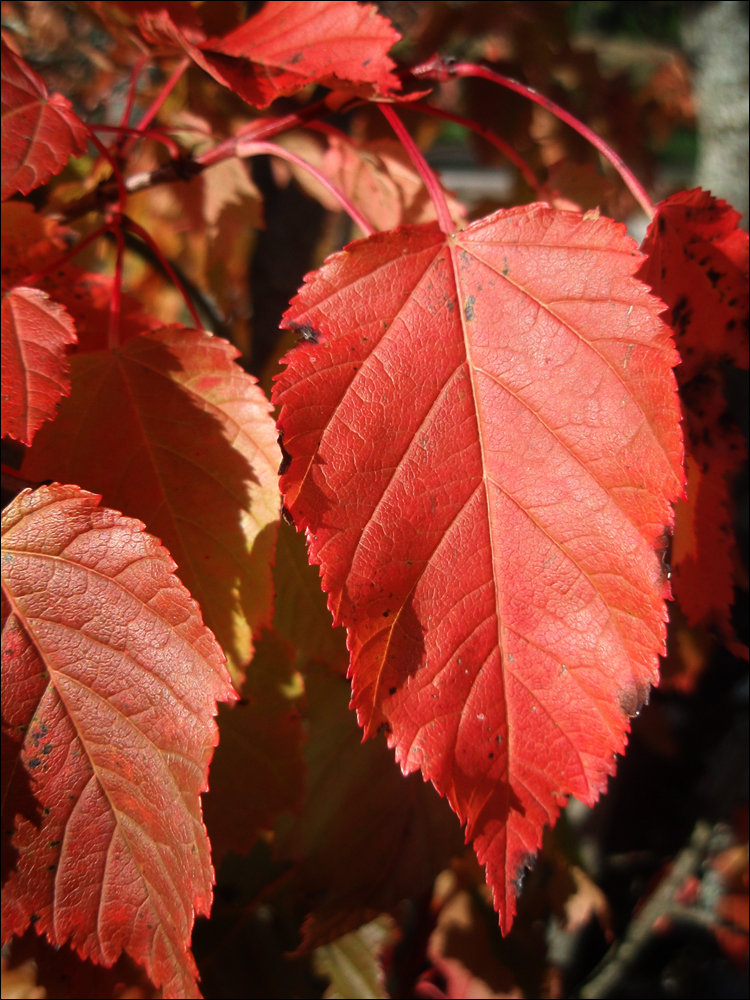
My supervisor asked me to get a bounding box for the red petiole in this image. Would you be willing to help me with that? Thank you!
[236,138,374,236]
[108,224,125,350]
[408,101,539,193]
[412,59,655,218]
[121,216,203,329]
[92,124,181,159]
[378,104,454,235]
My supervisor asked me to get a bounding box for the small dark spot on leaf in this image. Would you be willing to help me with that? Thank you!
[277,432,292,476]
[464,296,475,321]
[389,687,397,695]
[383,610,390,618]
[281,505,295,526]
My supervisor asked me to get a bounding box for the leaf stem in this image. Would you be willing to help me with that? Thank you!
[88,132,127,210]
[304,121,356,146]
[413,59,655,218]
[378,104,454,235]
[119,56,149,130]
[21,224,111,286]
[409,101,539,193]
[135,56,190,134]
[92,124,181,159]
[121,216,203,329]
[236,139,375,237]
[108,224,125,350]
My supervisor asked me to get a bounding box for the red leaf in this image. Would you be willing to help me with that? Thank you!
[639,188,749,384]
[671,372,747,655]
[1,41,89,201]
[1,286,77,445]
[22,327,281,685]
[139,1,401,109]
[274,206,684,932]
[638,189,748,653]
[1,484,236,999]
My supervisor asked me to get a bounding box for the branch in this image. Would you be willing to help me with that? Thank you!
[579,821,712,999]
[54,99,351,224]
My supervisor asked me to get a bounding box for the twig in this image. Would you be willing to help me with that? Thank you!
[579,821,712,999]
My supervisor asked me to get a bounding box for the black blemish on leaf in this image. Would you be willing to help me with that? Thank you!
[42,744,52,755]
[658,214,667,234]
[277,431,292,476]
[464,296,476,321]
[671,295,692,335]
[28,759,41,769]
[389,687,397,695]
[281,505,295,526]
[706,267,724,288]
[383,610,390,618]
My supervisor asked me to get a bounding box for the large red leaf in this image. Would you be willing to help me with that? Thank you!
[274,205,685,932]
[1,484,236,999]
[1,286,77,445]
[639,188,748,384]
[139,1,400,109]
[671,371,747,655]
[638,189,748,652]
[22,326,281,685]
[1,42,89,201]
